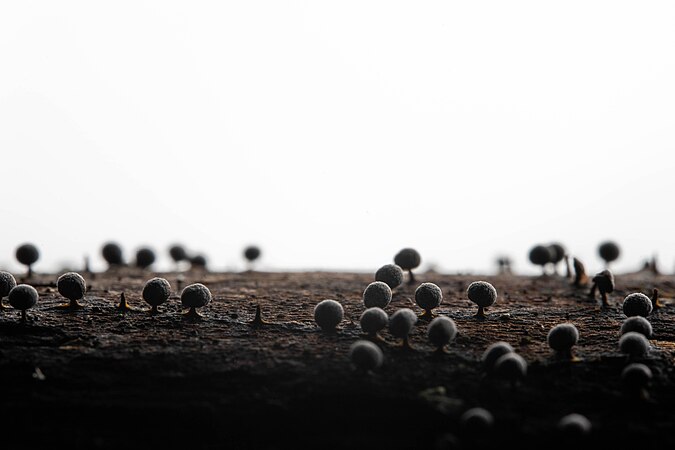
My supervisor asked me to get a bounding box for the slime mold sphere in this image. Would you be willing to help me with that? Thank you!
[620,317,652,338]
[557,413,592,436]
[375,264,404,289]
[169,245,188,264]
[348,340,383,372]
[619,332,650,358]
[621,363,652,396]
[57,272,87,309]
[548,243,566,275]
[482,342,514,373]
[363,281,392,309]
[389,308,418,349]
[15,243,39,277]
[190,254,208,269]
[547,323,580,360]
[360,307,389,338]
[102,242,124,267]
[528,245,552,274]
[313,299,344,331]
[0,271,17,310]
[460,407,494,433]
[415,282,442,320]
[181,283,212,319]
[466,281,497,319]
[622,293,652,318]
[142,277,172,314]
[427,316,457,353]
[394,248,421,285]
[494,353,527,386]
[135,248,156,269]
[8,284,38,322]
[598,241,620,266]
[243,246,261,263]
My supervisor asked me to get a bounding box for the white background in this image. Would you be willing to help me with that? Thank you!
[1,1,674,275]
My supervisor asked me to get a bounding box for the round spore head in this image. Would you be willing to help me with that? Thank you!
[394,248,421,270]
[433,433,460,450]
[621,316,652,338]
[0,271,17,298]
[460,407,494,433]
[180,283,212,308]
[427,316,457,348]
[313,299,344,331]
[15,243,39,266]
[466,281,497,308]
[415,282,443,311]
[592,269,615,293]
[56,272,86,301]
[482,342,515,372]
[548,243,566,264]
[528,245,552,266]
[363,281,392,309]
[619,332,650,357]
[494,353,527,381]
[557,414,591,436]
[142,277,172,307]
[348,340,383,371]
[598,241,620,263]
[360,307,389,334]
[102,242,124,265]
[8,284,39,311]
[244,246,261,262]
[375,264,404,289]
[135,248,156,269]
[388,308,418,338]
[547,323,579,352]
[622,293,652,317]
[190,254,207,268]
[169,245,188,263]
[621,363,652,389]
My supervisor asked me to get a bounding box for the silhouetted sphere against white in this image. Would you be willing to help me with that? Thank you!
[557,414,592,436]
[394,248,421,270]
[313,299,344,331]
[598,241,620,263]
[142,277,172,307]
[359,307,389,335]
[427,316,457,348]
[57,272,86,301]
[494,353,527,382]
[375,264,404,289]
[181,283,212,308]
[621,316,653,338]
[619,332,650,357]
[244,246,261,262]
[362,281,392,309]
[348,340,383,371]
[0,271,17,298]
[467,281,497,307]
[621,363,653,389]
[388,308,417,339]
[547,323,579,353]
[528,245,552,266]
[15,243,40,267]
[460,407,494,433]
[415,282,443,311]
[622,293,652,317]
[135,248,156,269]
[101,242,124,266]
[548,243,566,264]
[169,245,188,263]
[8,284,39,311]
[481,341,514,372]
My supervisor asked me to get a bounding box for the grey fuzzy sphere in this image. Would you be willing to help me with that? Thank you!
[557,414,592,436]
[388,308,418,338]
[348,340,384,371]
[15,243,39,266]
[360,307,389,334]
[415,282,443,311]
[169,245,188,262]
[529,245,552,266]
[621,363,652,389]
[621,316,652,338]
[8,284,39,311]
[142,277,172,307]
[494,353,527,381]
[180,283,212,308]
[482,342,515,372]
[313,299,344,330]
[460,407,494,432]
[375,264,404,289]
[0,271,17,298]
[394,248,421,270]
[598,241,620,263]
[547,323,579,352]
[622,293,652,317]
[427,316,457,348]
[619,332,650,357]
[592,269,615,293]
[57,272,86,301]
[467,281,497,308]
[135,248,156,269]
[363,281,393,309]
[102,242,124,265]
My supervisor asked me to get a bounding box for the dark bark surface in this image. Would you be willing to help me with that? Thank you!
[1,269,674,450]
